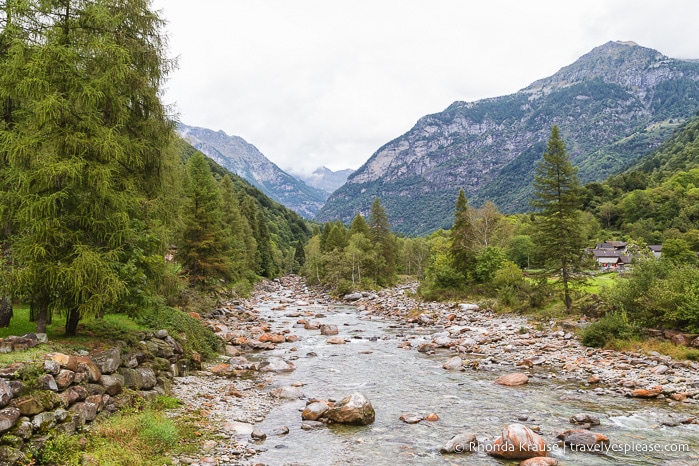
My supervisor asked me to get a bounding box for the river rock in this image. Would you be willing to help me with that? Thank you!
[259,357,295,373]
[326,337,346,345]
[520,458,559,466]
[399,413,422,424]
[459,303,480,311]
[301,421,325,430]
[344,293,363,301]
[556,429,609,448]
[442,356,463,370]
[320,324,339,336]
[440,432,478,453]
[302,400,330,421]
[270,386,304,400]
[629,385,662,398]
[325,393,375,425]
[488,423,547,460]
[570,413,600,427]
[495,373,529,386]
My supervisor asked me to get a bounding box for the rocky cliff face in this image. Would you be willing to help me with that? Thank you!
[317,41,699,235]
[179,124,326,218]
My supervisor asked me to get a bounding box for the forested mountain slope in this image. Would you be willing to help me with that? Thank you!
[318,41,699,235]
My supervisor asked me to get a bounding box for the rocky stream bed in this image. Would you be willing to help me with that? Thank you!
[169,276,699,465]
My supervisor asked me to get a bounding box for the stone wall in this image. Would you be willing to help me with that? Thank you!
[0,329,191,464]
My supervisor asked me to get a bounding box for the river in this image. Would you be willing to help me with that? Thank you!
[241,284,699,466]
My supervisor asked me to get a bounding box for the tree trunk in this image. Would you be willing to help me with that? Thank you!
[0,296,12,327]
[35,301,48,334]
[65,308,80,336]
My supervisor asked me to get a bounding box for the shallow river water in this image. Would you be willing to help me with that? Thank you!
[249,290,699,466]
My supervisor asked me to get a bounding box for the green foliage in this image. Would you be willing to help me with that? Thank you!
[531,126,586,309]
[580,311,639,347]
[137,305,221,360]
[450,189,476,276]
[602,258,699,332]
[301,204,398,294]
[473,246,506,284]
[177,153,233,287]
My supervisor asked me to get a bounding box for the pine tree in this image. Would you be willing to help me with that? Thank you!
[368,198,397,286]
[531,125,585,310]
[177,153,232,287]
[450,189,476,278]
[2,0,174,334]
[219,175,251,280]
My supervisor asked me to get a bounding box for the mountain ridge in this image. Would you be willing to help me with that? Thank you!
[317,41,699,235]
[178,123,326,218]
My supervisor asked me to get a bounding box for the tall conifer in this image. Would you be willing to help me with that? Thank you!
[531,125,585,310]
[2,0,174,334]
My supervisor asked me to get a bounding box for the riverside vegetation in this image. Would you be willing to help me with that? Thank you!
[1,0,699,464]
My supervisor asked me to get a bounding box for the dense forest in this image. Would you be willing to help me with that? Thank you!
[0,0,308,339]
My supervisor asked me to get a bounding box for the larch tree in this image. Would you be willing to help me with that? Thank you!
[2,0,175,335]
[530,125,586,310]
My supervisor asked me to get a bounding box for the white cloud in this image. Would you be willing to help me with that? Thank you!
[153,0,699,175]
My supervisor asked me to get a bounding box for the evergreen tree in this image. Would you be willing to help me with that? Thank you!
[349,213,370,237]
[2,0,174,334]
[293,239,306,268]
[450,189,476,277]
[368,198,397,285]
[177,154,232,287]
[531,126,585,310]
[219,175,252,279]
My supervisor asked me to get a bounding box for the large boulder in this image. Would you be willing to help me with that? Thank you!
[325,393,375,425]
[488,423,547,460]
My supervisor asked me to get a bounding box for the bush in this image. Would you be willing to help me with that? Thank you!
[580,311,639,347]
[137,305,222,360]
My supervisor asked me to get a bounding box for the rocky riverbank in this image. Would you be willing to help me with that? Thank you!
[169,275,699,465]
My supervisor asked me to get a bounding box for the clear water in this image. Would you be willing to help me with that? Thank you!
[248,297,699,466]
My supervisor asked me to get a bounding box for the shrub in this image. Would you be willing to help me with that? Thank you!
[580,311,639,347]
[137,305,221,360]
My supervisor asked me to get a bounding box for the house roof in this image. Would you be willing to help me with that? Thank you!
[648,245,662,252]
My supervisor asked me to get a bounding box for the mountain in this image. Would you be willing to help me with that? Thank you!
[292,166,355,196]
[178,123,326,218]
[317,41,699,236]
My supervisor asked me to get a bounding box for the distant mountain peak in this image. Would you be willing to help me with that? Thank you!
[292,166,355,196]
[178,123,326,218]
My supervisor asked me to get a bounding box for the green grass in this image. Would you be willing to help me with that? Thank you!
[0,305,152,366]
[34,397,198,466]
[581,271,619,294]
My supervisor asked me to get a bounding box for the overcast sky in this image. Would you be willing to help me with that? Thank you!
[151,0,699,175]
